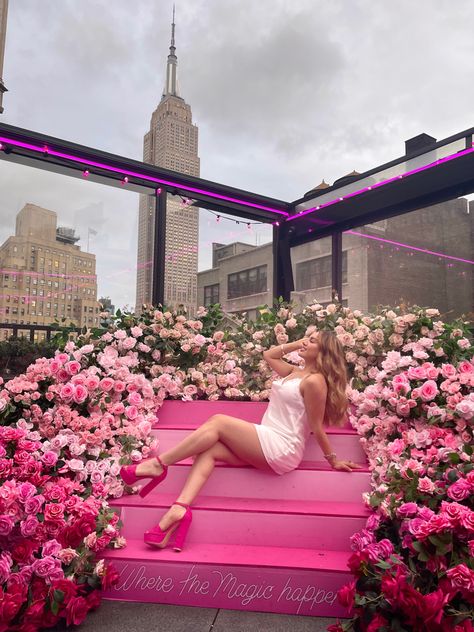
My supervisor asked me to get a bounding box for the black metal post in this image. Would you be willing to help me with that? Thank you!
[152,188,167,309]
[273,223,294,304]
[332,231,342,303]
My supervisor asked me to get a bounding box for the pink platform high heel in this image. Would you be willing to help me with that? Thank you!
[119,454,168,498]
[144,501,192,552]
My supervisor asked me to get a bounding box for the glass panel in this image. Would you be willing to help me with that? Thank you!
[0,161,140,342]
[297,137,468,213]
[341,193,474,321]
[290,236,338,312]
[197,207,272,321]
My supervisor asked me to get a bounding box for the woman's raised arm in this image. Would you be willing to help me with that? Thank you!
[262,339,306,378]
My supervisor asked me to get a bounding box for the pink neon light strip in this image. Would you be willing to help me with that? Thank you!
[346,230,474,265]
[289,145,474,221]
[0,136,289,217]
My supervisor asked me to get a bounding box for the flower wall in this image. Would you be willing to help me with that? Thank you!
[0,299,472,630]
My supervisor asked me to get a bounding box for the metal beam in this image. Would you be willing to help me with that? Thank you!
[152,189,167,308]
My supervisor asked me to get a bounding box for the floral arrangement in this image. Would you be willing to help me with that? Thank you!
[0,297,472,630]
[329,339,474,630]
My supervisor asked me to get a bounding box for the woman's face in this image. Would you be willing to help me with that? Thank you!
[298,332,320,363]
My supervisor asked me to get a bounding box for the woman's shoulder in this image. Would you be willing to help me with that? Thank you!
[301,371,327,392]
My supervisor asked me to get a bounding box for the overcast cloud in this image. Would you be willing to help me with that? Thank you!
[1,0,473,309]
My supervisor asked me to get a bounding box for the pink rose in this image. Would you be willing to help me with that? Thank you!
[66,360,81,375]
[73,384,88,404]
[124,405,138,420]
[18,482,37,502]
[417,477,436,494]
[419,380,439,402]
[99,377,115,392]
[42,539,62,557]
[113,380,126,393]
[60,383,74,401]
[122,337,137,350]
[127,391,142,406]
[58,548,79,565]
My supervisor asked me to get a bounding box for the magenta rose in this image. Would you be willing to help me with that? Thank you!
[0,514,14,536]
[446,564,474,593]
[32,555,63,581]
[447,478,471,501]
[65,595,90,626]
[18,481,37,501]
[42,450,59,467]
[24,494,45,515]
[20,514,39,537]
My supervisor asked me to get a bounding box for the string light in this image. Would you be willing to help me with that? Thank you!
[121,176,129,186]
[83,169,90,178]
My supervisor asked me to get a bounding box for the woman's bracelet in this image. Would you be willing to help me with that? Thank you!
[280,344,285,356]
[323,452,337,461]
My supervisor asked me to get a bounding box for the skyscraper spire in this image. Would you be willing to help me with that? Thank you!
[163,4,179,98]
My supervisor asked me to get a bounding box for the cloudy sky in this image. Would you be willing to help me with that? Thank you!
[1,0,473,310]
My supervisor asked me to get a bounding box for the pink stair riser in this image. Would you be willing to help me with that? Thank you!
[155,399,357,427]
[135,463,371,502]
[114,505,368,550]
[152,428,366,462]
[100,543,353,617]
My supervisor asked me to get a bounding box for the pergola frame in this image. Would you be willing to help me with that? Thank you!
[1,122,473,310]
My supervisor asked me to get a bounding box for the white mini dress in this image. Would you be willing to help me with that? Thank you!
[255,374,312,475]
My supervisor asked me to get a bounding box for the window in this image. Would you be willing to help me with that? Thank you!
[204,284,220,307]
[296,252,348,291]
[227,265,267,299]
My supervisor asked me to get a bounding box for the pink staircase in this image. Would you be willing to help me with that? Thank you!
[100,400,370,617]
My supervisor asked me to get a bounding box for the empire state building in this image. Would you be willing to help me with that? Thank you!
[135,12,200,315]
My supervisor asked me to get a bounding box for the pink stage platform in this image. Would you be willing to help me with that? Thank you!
[101,400,370,618]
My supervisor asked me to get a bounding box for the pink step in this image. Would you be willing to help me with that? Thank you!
[125,461,370,503]
[155,399,357,428]
[110,493,370,550]
[153,428,366,462]
[100,540,354,617]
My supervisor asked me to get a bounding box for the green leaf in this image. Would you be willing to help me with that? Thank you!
[53,589,65,603]
[51,600,59,616]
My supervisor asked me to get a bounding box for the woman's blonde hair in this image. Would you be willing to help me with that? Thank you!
[309,330,349,427]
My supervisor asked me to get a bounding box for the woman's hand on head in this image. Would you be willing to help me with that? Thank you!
[331,459,363,472]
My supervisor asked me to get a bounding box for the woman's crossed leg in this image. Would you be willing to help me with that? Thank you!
[136,414,273,530]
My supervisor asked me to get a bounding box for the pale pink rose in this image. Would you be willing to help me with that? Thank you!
[127,391,142,406]
[285,318,297,329]
[85,376,100,390]
[58,548,79,565]
[419,380,438,402]
[131,326,143,337]
[67,459,85,472]
[441,363,457,379]
[193,334,206,346]
[181,343,191,352]
[122,337,137,350]
[417,477,436,494]
[113,380,126,393]
[114,329,127,340]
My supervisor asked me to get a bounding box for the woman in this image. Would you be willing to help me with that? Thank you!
[120,330,362,551]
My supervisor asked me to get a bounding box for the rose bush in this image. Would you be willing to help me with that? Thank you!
[0,297,472,629]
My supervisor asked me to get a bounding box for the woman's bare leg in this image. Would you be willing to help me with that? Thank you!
[136,414,271,476]
[159,440,254,530]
